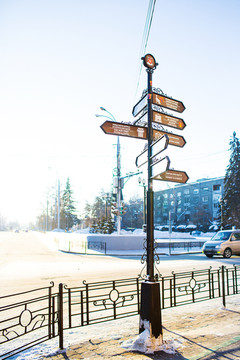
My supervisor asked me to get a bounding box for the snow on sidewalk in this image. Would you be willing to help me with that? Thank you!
[9,295,240,359]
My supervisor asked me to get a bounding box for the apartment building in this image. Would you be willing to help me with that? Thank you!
[154,176,224,227]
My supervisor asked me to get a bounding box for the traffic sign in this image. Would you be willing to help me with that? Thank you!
[152,110,186,130]
[135,135,169,168]
[132,95,147,117]
[152,93,185,113]
[152,169,189,183]
[153,129,186,148]
[100,121,147,139]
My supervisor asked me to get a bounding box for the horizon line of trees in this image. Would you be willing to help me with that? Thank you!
[35,131,240,233]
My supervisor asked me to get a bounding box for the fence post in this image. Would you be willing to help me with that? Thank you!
[234,265,238,294]
[221,265,226,308]
[58,283,64,350]
[48,285,52,339]
[136,278,140,314]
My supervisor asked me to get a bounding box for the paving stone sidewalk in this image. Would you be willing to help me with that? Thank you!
[40,297,240,360]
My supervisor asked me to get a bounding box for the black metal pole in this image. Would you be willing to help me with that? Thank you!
[139,55,162,341]
[58,283,64,350]
[146,68,154,281]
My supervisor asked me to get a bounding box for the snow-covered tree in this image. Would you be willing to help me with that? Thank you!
[223,132,240,228]
[61,178,79,229]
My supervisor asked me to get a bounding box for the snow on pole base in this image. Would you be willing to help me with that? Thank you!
[139,281,162,338]
[121,320,178,354]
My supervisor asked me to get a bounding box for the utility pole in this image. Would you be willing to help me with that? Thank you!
[57,178,60,230]
[116,136,122,235]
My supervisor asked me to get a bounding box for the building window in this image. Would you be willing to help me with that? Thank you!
[184,189,190,194]
[177,192,181,197]
[202,196,208,202]
[203,187,209,191]
[213,184,221,191]
[164,194,168,199]
[184,196,190,204]
[193,189,199,194]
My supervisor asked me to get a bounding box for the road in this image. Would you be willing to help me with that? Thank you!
[1,231,240,296]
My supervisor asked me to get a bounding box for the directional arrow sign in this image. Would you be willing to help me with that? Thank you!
[151,134,169,158]
[151,156,170,178]
[101,121,147,139]
[152,170,189,183]
[132,94,147,117]
[153,129,186,148]
[135,135,169,168]
[152,111,186,130]
[100,121,186,148]
[152,93,185,113]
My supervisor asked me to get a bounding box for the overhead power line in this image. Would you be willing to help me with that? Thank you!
[134,0,157,103]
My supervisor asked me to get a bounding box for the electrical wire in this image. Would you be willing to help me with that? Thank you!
[133,0,157,104]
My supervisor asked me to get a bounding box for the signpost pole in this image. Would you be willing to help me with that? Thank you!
[146,67,154,281]
[139,54,162,341]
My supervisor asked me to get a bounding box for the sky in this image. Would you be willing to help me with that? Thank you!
[0,0,240,225]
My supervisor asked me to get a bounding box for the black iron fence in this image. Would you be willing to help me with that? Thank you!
[0,283,58,359]
[156,240,206,252]
[1,264,239,359]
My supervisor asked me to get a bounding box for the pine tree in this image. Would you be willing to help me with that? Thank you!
[61,178,79,229]
[223,132,240,228]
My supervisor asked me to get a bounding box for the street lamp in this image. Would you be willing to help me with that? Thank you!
[138,177,147,225]
[100,107,116,122]
[95,107,117,122]
[96,108,122,234]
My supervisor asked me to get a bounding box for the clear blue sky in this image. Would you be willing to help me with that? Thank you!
[0,0,240,224]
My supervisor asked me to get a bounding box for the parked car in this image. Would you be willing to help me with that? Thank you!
[176,224,186,232]
[202,230,240,258]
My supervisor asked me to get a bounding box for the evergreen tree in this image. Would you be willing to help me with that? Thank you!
[82,190,115,233]
[223,132,240,228]
[61,178,79,229]
[121,196,143,229]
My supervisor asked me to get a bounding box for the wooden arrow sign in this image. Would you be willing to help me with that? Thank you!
[100,121,186,148]
[153,129,186,148]
[100,121,147,139]
[152,170,189,183]
[152,93,185,113]
[152,110,186,130]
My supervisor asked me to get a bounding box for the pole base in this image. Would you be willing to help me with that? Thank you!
[139,281,162,339]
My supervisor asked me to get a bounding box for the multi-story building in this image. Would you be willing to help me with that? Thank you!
[154,176,224,228]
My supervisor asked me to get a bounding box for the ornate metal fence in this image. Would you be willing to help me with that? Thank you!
[0,283,58,359]
[1,265,239,359]
[61,277,140,330]
[159,265,239,309]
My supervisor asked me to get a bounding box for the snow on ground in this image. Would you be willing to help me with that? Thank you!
[5,295,239,359]
[74,227,215,239]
